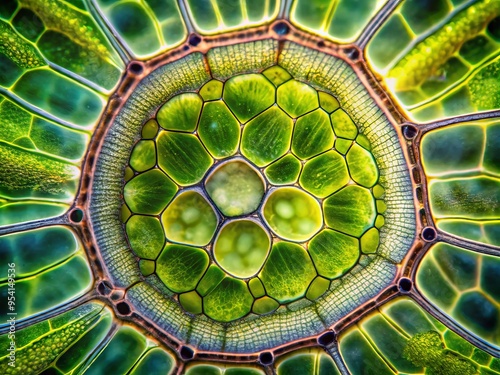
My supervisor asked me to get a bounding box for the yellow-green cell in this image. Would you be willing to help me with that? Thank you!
[416,242,500,347]
[198,101,240,158]
[323,185,377,237]
[276,348,340,375]
[299,150,349,198]
[346,143,379,188]
[129,140,156,172]
[156,244,209,293]
[277,79,319,117]
[223,73,275,123]
[161,190,218,246]
[241,106,293,167]
[292,108,334,160]
[157,131,213,185]
[330,109,358,139]
[97,0,186,58]
[253,296,279,315]
[157,93,203,132]
[290,0,386,43]
[340,297,500,375]
[206,160,265,216]
[265,154,302,185]
[200,79,223,101]
[123,169,177,215]
[259,242,316,303]
[214,219,270,279]
[126,215,165,259]
[308,229,359,279]
[263,187,322,242]
[185,363,264,375]
[196,265,225,297]
[203,277,253,322]
[263,65,292,86]
[179,290,203,315]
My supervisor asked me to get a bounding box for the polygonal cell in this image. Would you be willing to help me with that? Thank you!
[196,265,225,297]
[126,215,165,259]
[308,229,359,279]
[330,109,358,139]
[306,276,330,301]
[129,140,156,172]
[260,242,316,303]
[292,109,334,160]
[276,349,339,375]
[179,291,203,314]
[323,185,376,237]
[123,169,177,215]
[161,190,218,246]
[214,219,271,278]
[223,73,275,123]
[139,259,155,276]
[142,119,159,139]
[157,93,202,132]
[263,65,292,86]
[156,244,209,293]
[346,143,379,188]
[263,187,322,242]
[299,150,349,198]
[248,278,265,298]
[360,227,380,254]
[253,296,279,315]
[241,106,294,167]
[264,154,302,185]
[199,79,223,101]
[203,277,254,322]
[157,131,213,186]
[277,79,319,117]
[205,159,265,216]
[455,291,500,341]
[319,92,339,113]
[335,138,352,155]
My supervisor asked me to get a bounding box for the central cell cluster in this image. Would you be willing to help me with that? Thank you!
[121,65,385,322]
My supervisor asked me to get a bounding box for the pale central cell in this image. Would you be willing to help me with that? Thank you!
[205,159,265,217]
[263,187,322,241]
[214,219,271,278]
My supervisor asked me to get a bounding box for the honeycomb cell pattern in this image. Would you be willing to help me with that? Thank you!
[121,66,385,322]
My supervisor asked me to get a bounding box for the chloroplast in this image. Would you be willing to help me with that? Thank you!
[214,220,270,278]
[263,187,322,241]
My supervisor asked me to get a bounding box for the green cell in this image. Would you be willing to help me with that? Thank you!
[186,365,221,375]
[330,109,358,139]
[308,229,359,279]
[300,150,349,198]
[130,140,156,172]
[83,326,147,375]
[264,154,302,185]
[277,349,340,375]
[241,106,294,167]
[123,169,177,215]
[253,296,279,315]
[324,185,377,237]
[305,276,330,301]
[196,265,225,297]
[139,259,155,276]
[346,143,379,188]
[248,278,266,298]
[124,166,134,182]
[205,160,265,216]
[277,79,319,117]
[200,79,223,101]
[157,93,202,132]
[263,65,292,86]
[360,227,380,254]
[334,138,352,155]
[179,290,203,314]
[485,123,500,175]
[0,202,68,227]
[260,242,316,303]
[292,109,334,160]
[204,277,254,322]
[161,190,218,246]
[142,119,159,139]
[223,73,275,123]
[198,101,240,158]
[429,177,500,219]
[156,244,209,293]
[157,131,213,185]
[263,187,322,241]
[126,215,165,259]
[214,220,270,278]
[318,92,340,113]
[12,9,44,42]
[129,348,175,375]
[421,125,484,176]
